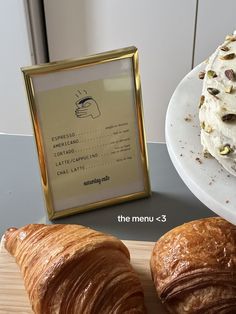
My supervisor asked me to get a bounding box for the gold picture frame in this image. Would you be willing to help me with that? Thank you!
[22,46,151,219]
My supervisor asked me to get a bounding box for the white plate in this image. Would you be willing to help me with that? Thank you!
[165,63,236,224]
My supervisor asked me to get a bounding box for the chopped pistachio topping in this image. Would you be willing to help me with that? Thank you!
[220,53,236,60]
[198,71,205,79]
[203,150,212,158]
[207,87,220,96]
[199,95,205,108]
[225,69,236,81]
[222,113,236,122]
[219,144,232,155]
[220,45,230,52]
[207,70,217,78]
[200,120,213,133]
[205,125,213,133]
[225,35,236,42]
[224,85,233,93]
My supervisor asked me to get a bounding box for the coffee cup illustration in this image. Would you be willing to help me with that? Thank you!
[75,96,101,119]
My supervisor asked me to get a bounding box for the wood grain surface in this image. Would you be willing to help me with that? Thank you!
[0,240,168,314]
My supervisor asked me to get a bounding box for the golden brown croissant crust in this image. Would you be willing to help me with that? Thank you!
[150,217,236,314]
[4,224,146,314]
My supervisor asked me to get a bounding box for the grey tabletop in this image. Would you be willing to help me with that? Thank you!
[0,134,214,240]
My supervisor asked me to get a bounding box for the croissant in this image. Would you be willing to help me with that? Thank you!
[4,224,146,314]
[150,217,236,314]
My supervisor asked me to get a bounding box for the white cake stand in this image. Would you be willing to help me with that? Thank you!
[165,63,236,224]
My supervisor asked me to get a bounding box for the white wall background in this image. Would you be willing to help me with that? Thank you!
[44,0,196,142]
[1,0,236,141]
[194,0,236,66]
[0,1,33,135]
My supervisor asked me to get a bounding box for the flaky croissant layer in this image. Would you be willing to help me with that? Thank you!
[150,217,236,314]
[4,224,146,314]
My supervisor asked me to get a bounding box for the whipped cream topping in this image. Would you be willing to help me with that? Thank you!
[199,34,236,176]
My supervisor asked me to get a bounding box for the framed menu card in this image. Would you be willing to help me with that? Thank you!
[22,47,151,219]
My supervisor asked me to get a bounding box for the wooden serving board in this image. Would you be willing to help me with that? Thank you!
[0,240,168,314]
